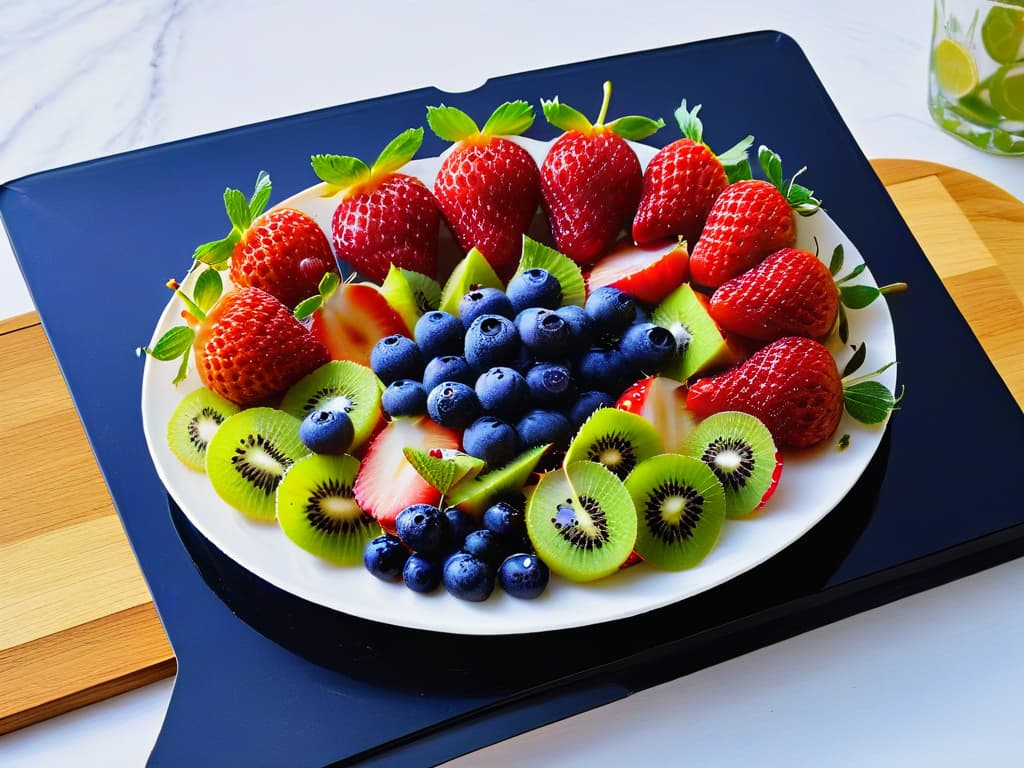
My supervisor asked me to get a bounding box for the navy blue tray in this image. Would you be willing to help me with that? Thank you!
[3,31,1023,767]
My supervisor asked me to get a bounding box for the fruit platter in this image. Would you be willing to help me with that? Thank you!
[141,83,900,636]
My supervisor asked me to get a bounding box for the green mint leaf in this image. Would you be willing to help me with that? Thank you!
[838,305,850,344]
[192,236,237,267]
[607,115,665,141]
[836,262,867,285]
[481,100,535,137]
[248,171,272,220]
[715,134,754,168]
[725,158,752,184]
[841,342,867,378]
[403,447,458,493]
[829,244,845,276]
[673,100,703,142]
[843,381,899,424]
[148,326,195,361]
[372,128,423,177]
[223,188,251,232]
[310,154,371,193]
[293,294,322,321]
[193,268,223,313]
[425,105,479,142]
[516,236,586,308]
[841,284,881,310]
[540,97,593,133]
[758,146,783,187]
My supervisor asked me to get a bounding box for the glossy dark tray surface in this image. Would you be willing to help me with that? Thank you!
[2,31,1022,767]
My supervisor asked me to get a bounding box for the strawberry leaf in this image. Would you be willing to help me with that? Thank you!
[481,100,535,137]
[725,158,752,184]
[318,271,341,302]
[758,146,784,188]
[540,97,593,133]
[248,171,272,221]
[840,284,880,309]
[843,381,900,425]
[607,115,665,141]
[838,304,850,344]
[193,268,223,313]
[787,181,821,216]
[223,188,251,232]
[404,447,458,494]
[293,295,322,321]
[311,154,371,196]
[146,326,195,361]
[425,105,479,142]
[715,134,754,168]
[673,100,704,143]
[371,128,423,177]
[841,342,867,378]
[829,244,845,276]
[836,262,867,285]
[192,235,237,267]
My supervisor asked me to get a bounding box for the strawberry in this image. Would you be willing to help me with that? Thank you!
[709,247,840,341]
[193,172,337,309]
[685,336,842,449]
[539,82,664,266]
[353,416,461,532]
[616,376,697,453]
[689,146,821,289]
[427,101,541,278]
[146,272,329,406]
[632,101,753,247]
[311,128,440,284]
[299,273,407,368]
[585,238,690,305]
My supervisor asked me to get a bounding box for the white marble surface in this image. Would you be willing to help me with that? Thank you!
[1,0,1023,765]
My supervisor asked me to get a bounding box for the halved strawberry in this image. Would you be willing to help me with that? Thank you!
[585,238,689,305]
[615,376,697,452]
[305,275,407,367]
[353,416,461,532]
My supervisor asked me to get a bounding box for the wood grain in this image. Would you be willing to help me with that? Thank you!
[0,159,1019,735]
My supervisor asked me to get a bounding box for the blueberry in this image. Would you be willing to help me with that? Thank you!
[402,554,443,593]
[482,500,529,549]
[462,416,519,468]
[498,553,550,599]
[396,503,451,555]
[554,304,594,351]
[585,286,636,335]
[525,362,573,406]
[516,409,573,453]
[426,381,481,429]
[576,346,632,394]
[370,334,424,384]
[462,529,507,567]
[518,308,570,360]
[506,268,562,313]
[443,552,495,601]
[475,366,530,418]
[414,310,464,360]
[444,507,477,551]
[458,287,515,328]
[464,314,520,372]
[422,354,475,391]
[381,379,427,418]
[569,390,615,429]
[298,408,355,455]
[620,322,677,377]
[363,534,409,582]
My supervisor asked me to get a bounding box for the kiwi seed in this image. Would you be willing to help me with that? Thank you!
[166,387,239,472]
[279,360,382,451]
[565,407,663,480]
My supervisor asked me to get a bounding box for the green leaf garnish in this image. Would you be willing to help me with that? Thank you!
[425,105,480,142]
[193,268,223,313]
[828,244,845,276]
[838,305,850,344]
[715,135,754,169]
[606,115,665,140]
[725,158,752,184]
[248,171,272,221]
[756,145,821,214]
[371,127,424,177]
[311,154,371,197]
[192,236,236,268]
[223,188,251,232]
[539,97,592,133]
[673,100,704,143]
[843,381,901,424]
[840,284,881,310]
[192,171,273,267]
[758,146,784,188]
[841,342,867,378]
[146,326,195,361]
[514,236,586,308]
[481,101,535,137]
[543,81,662,140]
[836,262,867,285]
[293,295,322,321]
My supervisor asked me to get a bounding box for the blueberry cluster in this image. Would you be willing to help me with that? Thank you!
[362,499,550,601]
[371,269,678,466]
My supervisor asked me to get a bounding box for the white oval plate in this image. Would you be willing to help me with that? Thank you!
[141,137,897,636]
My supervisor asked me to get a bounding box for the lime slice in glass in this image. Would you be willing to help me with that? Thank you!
[933,38,979,98]
[991,62,1024,119]
[981,6,1024,64]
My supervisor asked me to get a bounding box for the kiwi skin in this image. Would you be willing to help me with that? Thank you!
[167,387,239,472]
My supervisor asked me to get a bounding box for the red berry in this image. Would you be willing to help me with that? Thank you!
[585,239,689,305]
[309,281,407,367]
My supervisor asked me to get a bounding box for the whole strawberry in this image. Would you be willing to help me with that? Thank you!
[146,272,329,406]
[686,336,842,449]
[193,172,337,309]
[427,101,541,278]
[710,247,840,341]
[312,128,440,284]
[540,82,664,266]
[689,147,821,289]
[632,101,752,247]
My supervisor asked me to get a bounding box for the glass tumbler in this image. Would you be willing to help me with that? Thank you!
[929,0,1024,155]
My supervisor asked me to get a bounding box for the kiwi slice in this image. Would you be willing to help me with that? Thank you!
[276,453,380,564]
[439,247,503,315]
[447,443,549,517]
[206,407,309,521]
[166,387,239,472]
[564,408,663,480]
[652,283,740,380]
[379,265,442,334]
[526,460,637,582]
[682,411,780,519]
[279,361,382,451]
[624,454,725,570]
[511,236,586,308]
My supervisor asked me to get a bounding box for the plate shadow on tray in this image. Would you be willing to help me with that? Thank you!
[166,431,888,699]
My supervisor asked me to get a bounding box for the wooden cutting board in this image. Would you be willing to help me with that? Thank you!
[0,159,1021,735]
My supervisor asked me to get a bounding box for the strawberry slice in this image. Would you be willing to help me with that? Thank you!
[585,238,689,305]
[616,375,697,453]
[307,277,407,367]
[353,416,461,532]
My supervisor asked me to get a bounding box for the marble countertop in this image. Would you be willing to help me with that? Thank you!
[2,1,1023,765]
